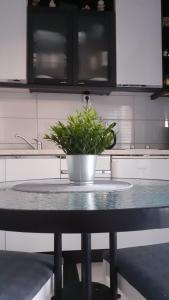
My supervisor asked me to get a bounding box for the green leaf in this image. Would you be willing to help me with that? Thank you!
[44,107,117,154]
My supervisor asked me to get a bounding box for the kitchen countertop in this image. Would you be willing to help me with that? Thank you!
[0,149,169,156]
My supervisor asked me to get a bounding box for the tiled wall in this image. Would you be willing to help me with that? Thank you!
[0,90,169,150]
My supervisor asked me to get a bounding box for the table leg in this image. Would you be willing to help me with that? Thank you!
[51,232,118,300]
[81,233,92,300]
[109,232,118,300]
[52,233,62,300]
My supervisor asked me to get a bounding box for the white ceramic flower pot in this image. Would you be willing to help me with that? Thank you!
[66,155,97,184]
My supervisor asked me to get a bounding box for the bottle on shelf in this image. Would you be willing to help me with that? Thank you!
[97,0,105,11]
[30,0,50,6]
[163,17,169,27]
[164,75,169,86]
[30,0,40,6]
[163,49,169,57]
[49,0,56,6]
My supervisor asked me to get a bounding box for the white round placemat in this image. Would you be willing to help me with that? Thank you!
[13,180,133,193]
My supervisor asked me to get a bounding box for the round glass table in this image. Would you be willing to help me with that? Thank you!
[1,178,169,300]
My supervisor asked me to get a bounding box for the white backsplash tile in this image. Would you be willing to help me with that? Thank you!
[0,91,168,149]
[134,96,169,121]
[38,118,65,138]
[0,118,37,144]
[134,120,168,144]
[105,119,134,144]
[37,93,83,119]
[0,92,37,118]
[0,143,35,150]
[93,95,134,120]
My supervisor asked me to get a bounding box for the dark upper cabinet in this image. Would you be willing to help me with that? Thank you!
[27,8,73,85]
[27,7,116,87]
[74,12,116,86]
[162,0,169,88]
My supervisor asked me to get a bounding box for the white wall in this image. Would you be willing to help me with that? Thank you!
[0,91,168,150]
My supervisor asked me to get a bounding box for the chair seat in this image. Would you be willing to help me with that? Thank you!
[0,250,54,300]
[103,243,169,300]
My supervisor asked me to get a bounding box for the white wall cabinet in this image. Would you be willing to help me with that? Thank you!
[6,158,60,181]
[116,0,162,87]
[0,0,27,80]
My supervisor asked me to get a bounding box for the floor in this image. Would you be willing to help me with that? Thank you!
[77,262,127,300]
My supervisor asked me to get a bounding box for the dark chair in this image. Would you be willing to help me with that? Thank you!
[0,250,54,300]
[103,243,169,300]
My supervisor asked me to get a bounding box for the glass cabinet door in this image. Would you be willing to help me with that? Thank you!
[28,8,72,84]
[74,12,116,86]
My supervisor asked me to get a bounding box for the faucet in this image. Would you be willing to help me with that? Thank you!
[15,135,42,150]
[33,138,43,150]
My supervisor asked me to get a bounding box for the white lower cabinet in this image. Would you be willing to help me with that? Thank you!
[5,229,169,252]
[6,232,54,252]
[117,229,169,249]
[0,231,5,250]
[5,232,81,252]
[6,158,60,181]
[112,157,169,180]
[62,234,81,250]
[62,233,109,250]
[0,159,5,182]
[5,232,109,252]
[111,157,169,249]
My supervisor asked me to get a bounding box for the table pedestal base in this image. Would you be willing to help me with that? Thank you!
[51,282,114,300]
[52,232,118,300]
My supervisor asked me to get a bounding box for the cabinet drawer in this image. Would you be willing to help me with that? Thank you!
[6,158,60,181]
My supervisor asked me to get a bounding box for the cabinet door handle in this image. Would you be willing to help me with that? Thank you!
[78,82,85,85]
[61,170,68,174]
[96,170,111,174]
[60,81,67,84]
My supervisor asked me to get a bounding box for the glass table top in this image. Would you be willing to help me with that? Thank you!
[0,178,169,211]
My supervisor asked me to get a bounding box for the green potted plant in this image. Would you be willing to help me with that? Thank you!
[44,106,116,184]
